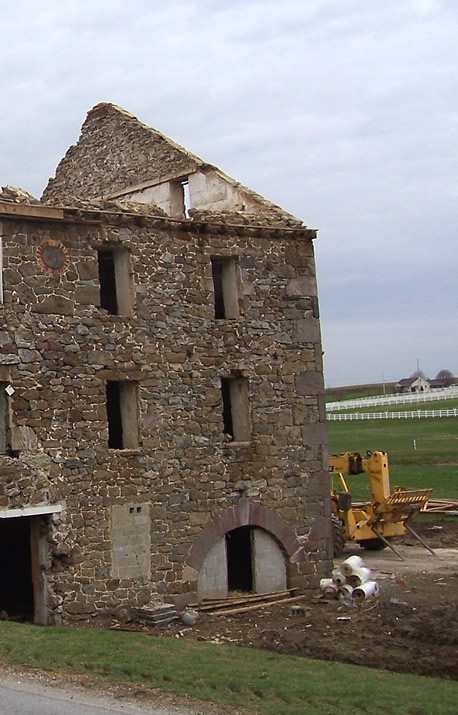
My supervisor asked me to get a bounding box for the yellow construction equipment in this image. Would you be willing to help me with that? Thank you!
[329,450,434,560]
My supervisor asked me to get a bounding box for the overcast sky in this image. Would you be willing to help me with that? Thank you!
[1,0,456,386]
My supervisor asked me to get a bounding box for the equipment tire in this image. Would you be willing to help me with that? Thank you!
[331,515,345,557]
[360,538,388,551]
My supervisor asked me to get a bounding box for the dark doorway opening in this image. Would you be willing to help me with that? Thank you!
[0,517,34,620]
[226,526,253,592]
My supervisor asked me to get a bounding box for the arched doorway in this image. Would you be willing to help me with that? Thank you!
[198,526,287,600]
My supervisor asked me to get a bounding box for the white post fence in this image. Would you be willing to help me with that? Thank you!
[327,408,458,421]
[326,386,458,412]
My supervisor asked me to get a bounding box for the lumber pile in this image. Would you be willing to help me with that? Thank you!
[421,498,458,515]
[188,589,301,615]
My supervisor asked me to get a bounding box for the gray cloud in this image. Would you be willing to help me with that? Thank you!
[1,0,456,385]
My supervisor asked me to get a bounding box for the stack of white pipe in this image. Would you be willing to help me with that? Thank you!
[320,555,379,602]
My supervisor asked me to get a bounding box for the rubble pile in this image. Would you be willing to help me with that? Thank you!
[188,207,304,229]
[0,185,40,204]
[42,193,169,217]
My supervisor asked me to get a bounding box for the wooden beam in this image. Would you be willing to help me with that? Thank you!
[0,202,64,221]
[190,590,294,611]
[206,594,309,616]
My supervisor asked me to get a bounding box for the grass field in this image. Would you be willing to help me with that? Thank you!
[0,622,457,714]
[327,416,458,502]
[326,389,388,402]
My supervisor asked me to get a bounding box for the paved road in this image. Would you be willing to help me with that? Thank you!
[0,676,184,715]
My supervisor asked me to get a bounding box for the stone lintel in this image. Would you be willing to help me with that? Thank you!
[0,504,63,518]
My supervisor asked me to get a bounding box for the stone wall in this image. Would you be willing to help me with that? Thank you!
[42,103,199,203]
[41,104,303,227]
[0,205,330,623]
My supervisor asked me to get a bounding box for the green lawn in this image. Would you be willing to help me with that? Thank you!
[0,622,457,714]
[327,417,458,501]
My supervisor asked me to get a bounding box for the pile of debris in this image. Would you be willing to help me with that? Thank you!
[188,207,304,229]
[0,185,40,204]
[320,555,379,603]
[43,193,169,217]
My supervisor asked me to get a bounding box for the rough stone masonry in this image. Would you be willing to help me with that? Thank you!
[0,105,331,624]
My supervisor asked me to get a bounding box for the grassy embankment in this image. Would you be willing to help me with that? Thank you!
[0,621,457,714]
[327,397,458,502]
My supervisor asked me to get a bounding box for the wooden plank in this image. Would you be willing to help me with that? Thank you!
[190,590,295,611]
[421,498,458,514]
[195,594,292,612]
[192,589,293,609]
[203,588,297,602]
[208,594,309,616]
[0,202,64,221]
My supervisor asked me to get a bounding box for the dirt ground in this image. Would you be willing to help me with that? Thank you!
[155,519,458,681]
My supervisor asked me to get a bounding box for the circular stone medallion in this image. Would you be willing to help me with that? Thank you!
[37,241,70,274]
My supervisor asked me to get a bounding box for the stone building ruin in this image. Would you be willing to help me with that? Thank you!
[0,104,331,624]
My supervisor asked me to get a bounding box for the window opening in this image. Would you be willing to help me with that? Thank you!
[98,251,117,314]
[182,180,191,217]
[221,378,233,437]
[211,258,240,319]
[97,248,133,316]
[220,377,251,442]
[106,380,139,449]
[212,259,225,318]
[169,178,190,218]
[226,526,253,592]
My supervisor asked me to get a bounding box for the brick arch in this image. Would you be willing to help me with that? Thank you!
[187,499,305,573]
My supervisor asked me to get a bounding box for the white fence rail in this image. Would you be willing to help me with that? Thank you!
[326,386,458,412]
[328,408,458,421]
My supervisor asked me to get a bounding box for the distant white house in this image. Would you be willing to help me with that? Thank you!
[395,376,431,393]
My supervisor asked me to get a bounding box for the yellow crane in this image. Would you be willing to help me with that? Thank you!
[329,450,434,560]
